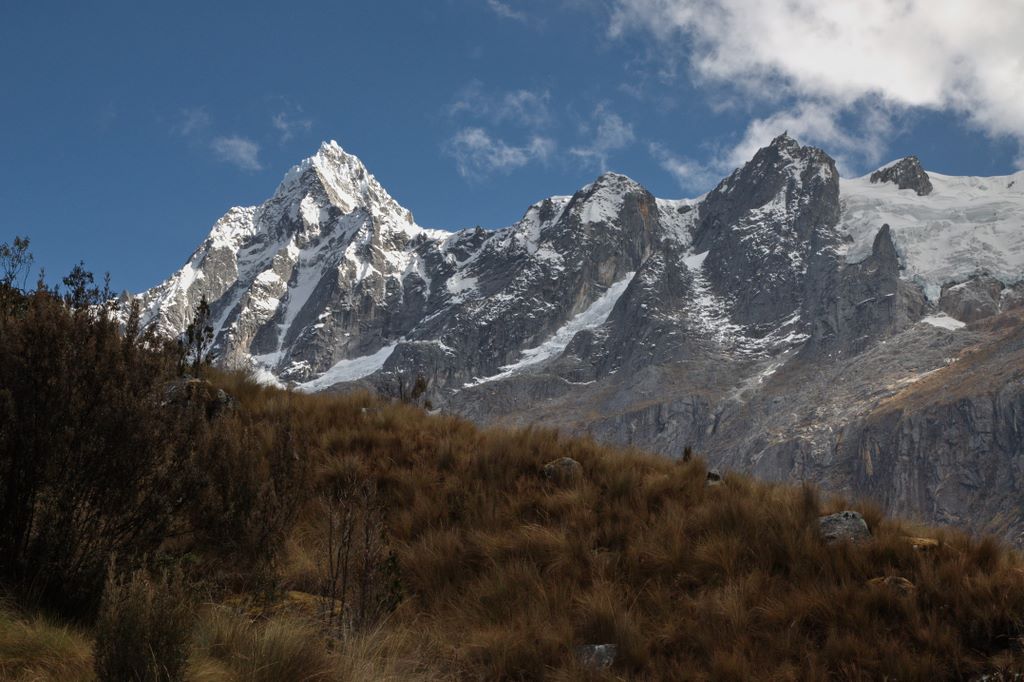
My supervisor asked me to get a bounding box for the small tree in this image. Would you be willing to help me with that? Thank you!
[317,476,400,633]
[0,236,33,290]
[61,261,111,310]
[0,236,34,316]
[180,296,215,373]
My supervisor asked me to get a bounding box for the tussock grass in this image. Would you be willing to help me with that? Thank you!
[0,603,93,681]
[188,606,426,681]
[204,375,1024,680]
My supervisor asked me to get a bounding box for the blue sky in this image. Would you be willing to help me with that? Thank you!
[3,0,1022,292]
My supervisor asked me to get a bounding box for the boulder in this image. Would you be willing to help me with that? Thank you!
[575,643,616,670]
[161,378,238,418]
[818,511,871,544]
[542,457,583,484]
[705,468,724,487]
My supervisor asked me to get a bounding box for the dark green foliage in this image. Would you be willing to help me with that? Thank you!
[93,569,193,682]
[60,260,111,310]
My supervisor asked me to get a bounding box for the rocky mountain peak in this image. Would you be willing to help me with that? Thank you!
[589,171,642,192]
[869,156,933,196]
[275,140,416,231]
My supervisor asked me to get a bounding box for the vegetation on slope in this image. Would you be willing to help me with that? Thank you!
[2,241,1024,680]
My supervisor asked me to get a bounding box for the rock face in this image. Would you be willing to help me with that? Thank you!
[870,156,934,196]
[137,135,1024,545]
[939,275,1005,323]
[819,511,871,544]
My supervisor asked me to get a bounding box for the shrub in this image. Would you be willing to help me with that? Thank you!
[92,569,193,682]
[0,284,202,616]
[315,475,401,631]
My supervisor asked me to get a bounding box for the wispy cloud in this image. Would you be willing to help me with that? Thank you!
[569,104,635,170]
[175,107,211,137]
[446,127,555,179]
[272,110,312,143]
[211,136,262,171]
[486,0,527,22]
[648,142,717,193]
[649,100,896,194]
[450,82,552,129]
[608,0,1024,170]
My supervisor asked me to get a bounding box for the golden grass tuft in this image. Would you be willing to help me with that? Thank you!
[0,604,93,681]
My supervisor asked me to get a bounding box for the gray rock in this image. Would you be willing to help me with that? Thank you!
[804,224,926,357]
[161,378,237,417]
[542,457,583,484]
[939,275,1004,323]
[818,511,871,544]
[870,156,933,196]
[706,468,724,486]
[575,643,616,670]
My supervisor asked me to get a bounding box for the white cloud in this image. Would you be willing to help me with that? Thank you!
[272,111,312,143]
[450,82,552,128]
[609,0,1024,167]
[447,127,555,179]
[569,104,635,170]
[724,100,894,174]
[650,100,897,193]
[176,107,210,137]
[648,142,717,193]
[211,136,263,171]
[486,0,527,22]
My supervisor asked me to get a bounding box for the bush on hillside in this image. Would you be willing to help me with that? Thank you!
[0,280,200,616]
[93,569,193,682]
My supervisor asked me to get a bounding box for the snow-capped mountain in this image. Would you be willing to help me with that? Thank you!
[139,134,1024,545]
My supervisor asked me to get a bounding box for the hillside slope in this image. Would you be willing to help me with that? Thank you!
[3,284,1024,680]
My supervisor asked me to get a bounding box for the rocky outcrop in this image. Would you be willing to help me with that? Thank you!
[870,156,933,196]
[161,378,238,418]
[939,275,1005,323]
[804,224,926,357]
[819,511,871,544]
[836,320,1024,545]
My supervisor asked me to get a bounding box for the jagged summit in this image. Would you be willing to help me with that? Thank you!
[869,156,933,196]
[274,139,417,231]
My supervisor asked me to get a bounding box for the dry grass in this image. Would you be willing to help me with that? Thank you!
[208,372,1024,680]
[5,364,1024,679]
[187,606,429,681]
[0,603,93,681]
